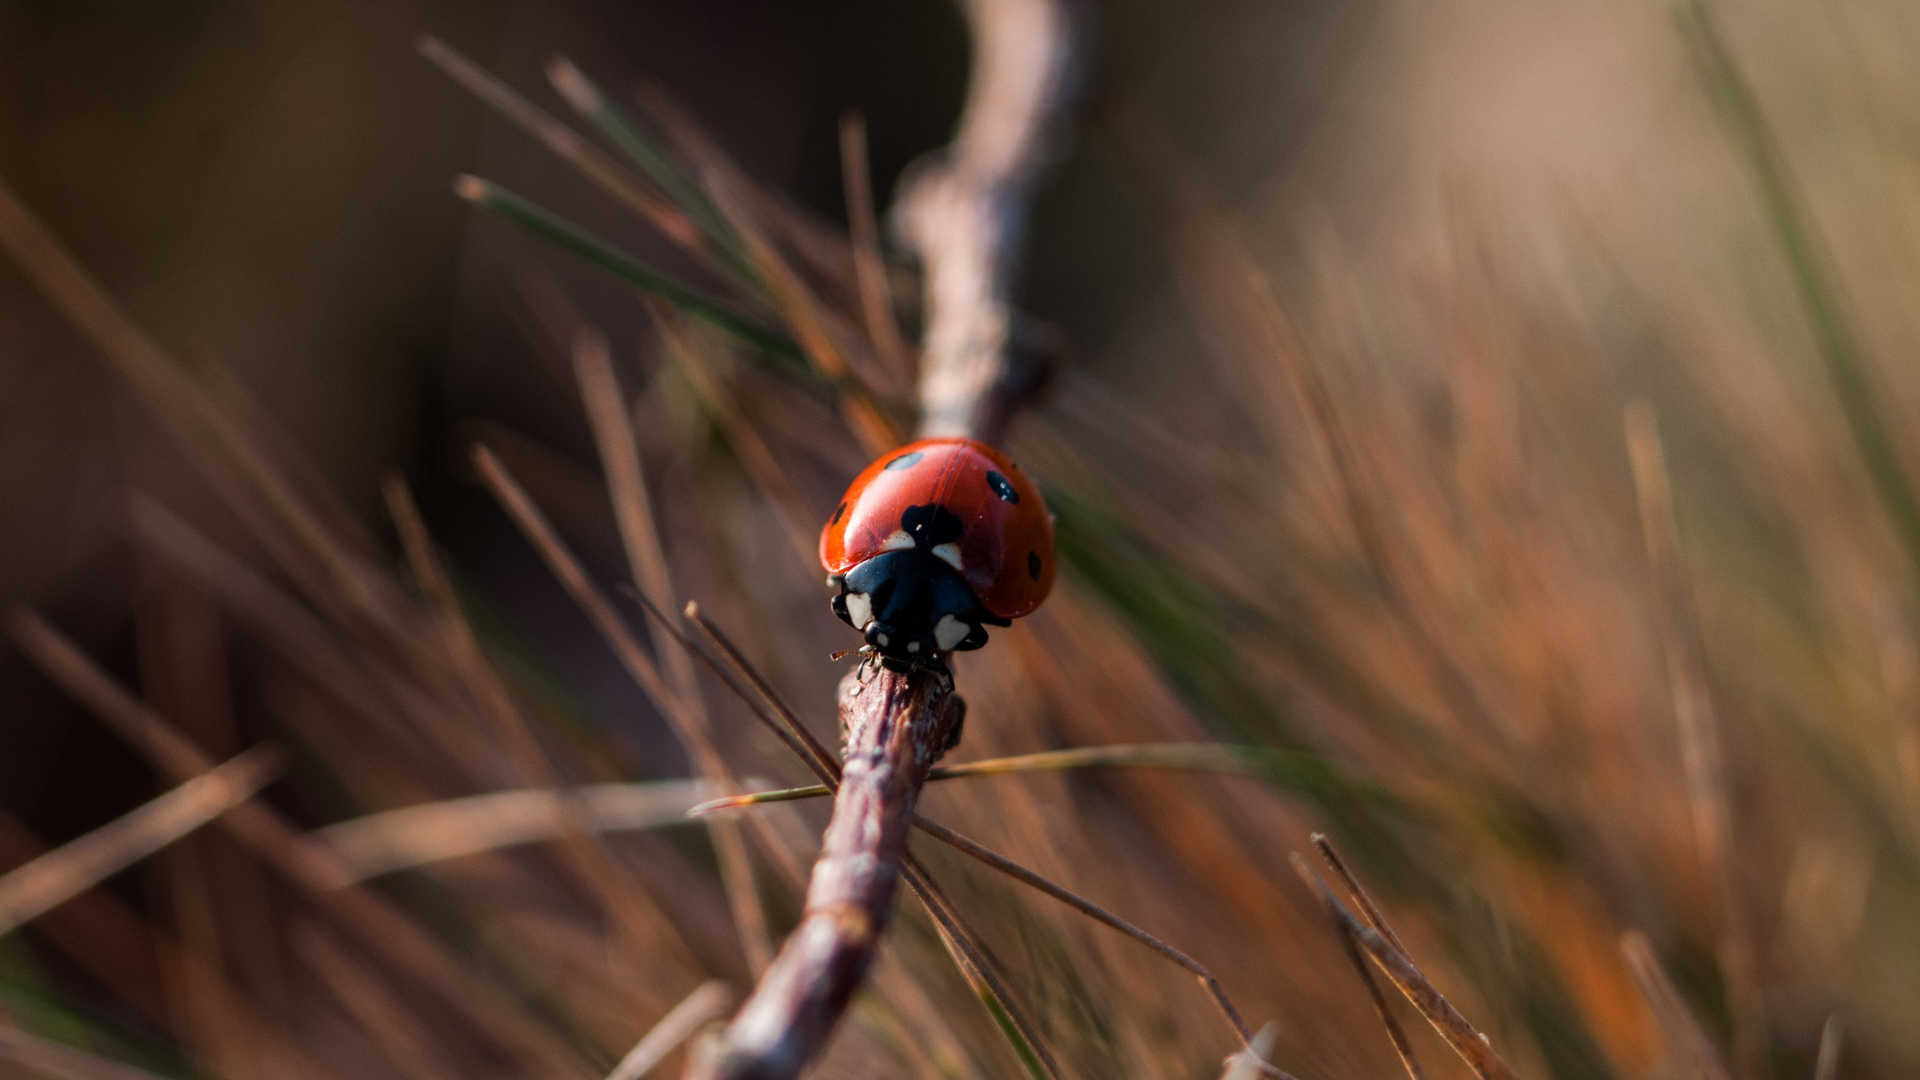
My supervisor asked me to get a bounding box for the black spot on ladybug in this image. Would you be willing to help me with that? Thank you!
[885,450,924,471]
[831,501,846,525]
[900,503,965,546]
[1028,551,1042,580]
[986,470,1018,503]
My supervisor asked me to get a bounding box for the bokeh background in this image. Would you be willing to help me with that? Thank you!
[4,1,1919,1077]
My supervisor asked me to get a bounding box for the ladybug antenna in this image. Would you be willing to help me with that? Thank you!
[829,648,858,662]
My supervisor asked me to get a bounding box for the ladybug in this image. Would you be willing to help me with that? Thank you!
[821,437,1054,671]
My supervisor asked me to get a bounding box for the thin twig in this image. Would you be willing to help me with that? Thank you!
[693,669,962,1080]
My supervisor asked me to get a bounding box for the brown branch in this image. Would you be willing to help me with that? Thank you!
[656,600,1060,1078]
[692,3,1079,1075]
[895,0,1079,443]
[691,669,961,1080]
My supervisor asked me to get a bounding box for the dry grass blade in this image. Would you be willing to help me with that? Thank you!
[1312,833,1411,957]
[311,780,716,882]
[682,159,903,457]
[127,495,500,782]
[1301,847,1427,1079]
[909,813,1254,1044]
[610,981,735,1080]
[472,444,689,718]
[1624,402,1762,1074]
[0,1021,169,1080]
[0,746,283,936]
[3,610,589,1076]
[574,328,775,974]
[0,177,413,654]
[681,605,843,785]
[839,112,912,381]
[1619,931,1729,1080]
[688,742,1273,814]
[1290,854,1517,1080]
[1813,1015,1842,1080]
[895,856,1060,1080]
[292,924,447,1080]
[644,304,819,572]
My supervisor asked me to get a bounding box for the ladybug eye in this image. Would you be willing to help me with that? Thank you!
[885,450,924,471]
[986,471,1018,503]
[1028,551,1043,580]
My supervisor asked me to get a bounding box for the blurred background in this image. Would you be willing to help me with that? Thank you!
[4,1,1919,1076]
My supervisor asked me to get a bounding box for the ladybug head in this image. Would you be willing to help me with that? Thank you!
[828,504,1006,671]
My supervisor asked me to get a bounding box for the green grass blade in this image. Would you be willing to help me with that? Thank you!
[1678,0,1920,583]
[454,174,802,362]
[547,58,756,284]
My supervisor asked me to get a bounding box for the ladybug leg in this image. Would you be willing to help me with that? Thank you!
[951,620,991,652]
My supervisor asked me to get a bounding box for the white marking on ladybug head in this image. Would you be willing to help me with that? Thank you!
[906,641,921,654]
[933,614,970,652]
[874,631,890,647]
[843,592,874,630]
[881,530,914,552]
[931,542,963,571]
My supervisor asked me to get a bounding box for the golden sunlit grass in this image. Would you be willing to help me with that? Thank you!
[3,3,1919,1078]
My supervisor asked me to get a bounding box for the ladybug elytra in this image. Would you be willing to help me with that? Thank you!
[820,437,1054,671]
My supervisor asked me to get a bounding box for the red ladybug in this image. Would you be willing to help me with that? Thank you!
[821,437,1054,670]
